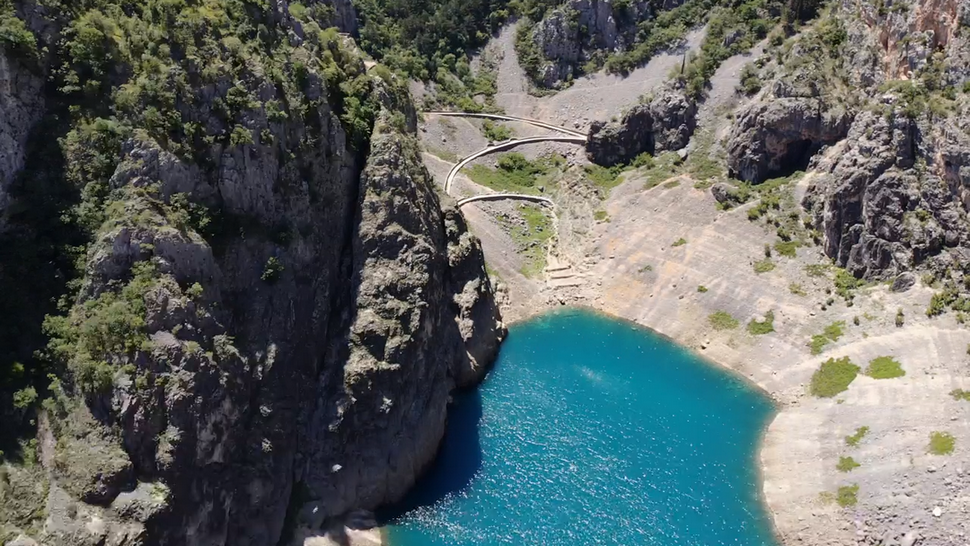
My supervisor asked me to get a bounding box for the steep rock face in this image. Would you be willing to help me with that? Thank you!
[726,59,853,184]
[804,106,970,280]
[301,116,502,523]
[783,0,970,279]
[586,84,696,166]
[30,98,503,546]
[0,3,504,545]
[0,46,45,231]
[326,0,359,35]
[530,0,651,87]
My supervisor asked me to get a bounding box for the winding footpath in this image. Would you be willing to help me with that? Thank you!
[442,135,588,195]
[422,111,587,138]
[421,112,587,202]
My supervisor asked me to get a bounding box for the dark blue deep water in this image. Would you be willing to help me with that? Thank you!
[384,308,778,546]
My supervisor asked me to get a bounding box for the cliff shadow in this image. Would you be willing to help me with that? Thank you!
[376,387,484,523]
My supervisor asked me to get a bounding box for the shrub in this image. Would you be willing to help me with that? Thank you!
[482,120,512,142]
[809,335,829,355]
[845,426,869,447]
[836,484,859,507]
[584,164,624,190]
[866,356,904,379]
[895,308,904,327]
[804,264,830,277]
[593,210,609,222]
[12,387,38,409]
[928,431,955,455]
[747,310,775,335]
[834,268,864,300]
[697,285,709,293]
[789,283,807,296]
[738,62,762,95]
[774,240,799,258]
[753,259,775,274]
[836,456,860,472]
[810,356,860,397]
[672,238,687,247]
[824,321,846,341]
[262,257,284,283]
[950,389,970,402]
[709,311,739,330]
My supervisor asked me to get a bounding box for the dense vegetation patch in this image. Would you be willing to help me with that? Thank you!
[1,0,399,455]
[753,259,775,274]
[928,431,955,455]
[355,0,507,108]
[746,311,775,335]
[466,152,563,193]
[709,311,740,330]
[836,456,859,472]
[836,484,858,507]
[865,356,904,379]
[809,356,859,398]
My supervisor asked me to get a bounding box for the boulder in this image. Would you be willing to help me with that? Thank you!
[587,84,697,166]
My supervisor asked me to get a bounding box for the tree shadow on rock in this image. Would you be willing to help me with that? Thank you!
[376,387,484,524]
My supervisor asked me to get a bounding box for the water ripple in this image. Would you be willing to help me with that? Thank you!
[384,309,777,546]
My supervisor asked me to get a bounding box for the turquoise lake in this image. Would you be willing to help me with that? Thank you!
[384,308,779,546]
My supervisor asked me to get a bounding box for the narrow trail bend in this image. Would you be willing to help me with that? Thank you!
[442,135,587,194]
[422,111,587,138]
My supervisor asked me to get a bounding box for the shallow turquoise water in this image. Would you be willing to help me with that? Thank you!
[384,308,778,546]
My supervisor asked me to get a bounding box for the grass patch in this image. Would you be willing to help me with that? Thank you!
[672,238,687,247]
[810,356,860,398]
[824,321,846,341]
[834,267,866,302]
[663,180,681,189]
[928,431,955,455]
[810,320,846,354]
[640,151,684,189]
[950,389,970,401]
[836,484,859,507]
[865,356,905,379]
[426,146,459,163]
[638,265,653,273]
[500,204,553,278]
[697,285,709,293]
[774,240,800,258]
[753,259,776,274]
[747,310,775,335]
[584,164,624,191]
[593,210,609,222]
[805,264,830,277]
[789,283,807,296]
[709,311,740,331]
[809,335,829,355]
[845,426,869,447]
[466,152,561,194]
[836,456,860,472]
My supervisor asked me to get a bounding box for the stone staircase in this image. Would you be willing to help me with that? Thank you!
[544,256,584,288]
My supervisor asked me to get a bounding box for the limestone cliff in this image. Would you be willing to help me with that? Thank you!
[523,0,651,88]
[0,1,504,544]
[727,0,970,279]
[586,83,696,165]
[0,45,44,232]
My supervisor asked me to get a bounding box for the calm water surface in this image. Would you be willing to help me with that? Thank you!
[384,308,778,546]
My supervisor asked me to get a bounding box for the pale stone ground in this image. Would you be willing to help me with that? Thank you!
[408,22,970,546]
